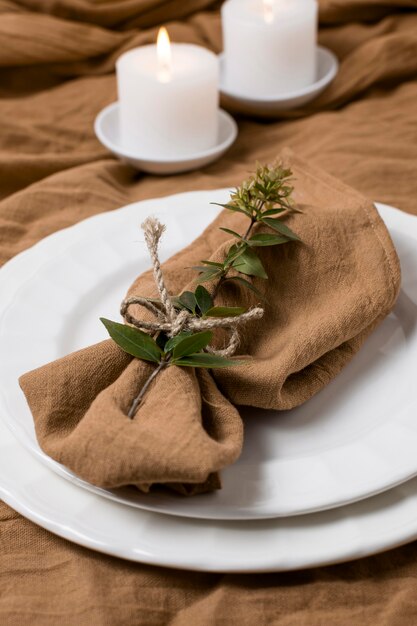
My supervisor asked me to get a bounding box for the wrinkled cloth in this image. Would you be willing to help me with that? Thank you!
[19,152,400,493]
[1,0,417,624]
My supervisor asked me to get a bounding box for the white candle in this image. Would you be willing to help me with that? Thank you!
[221,0,318,97]
[116,28,219,158]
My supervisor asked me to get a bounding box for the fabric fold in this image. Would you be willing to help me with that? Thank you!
[24,344,243,491]
[19,152,401,493]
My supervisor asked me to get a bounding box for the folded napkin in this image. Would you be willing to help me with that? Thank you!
[19,152,401,494]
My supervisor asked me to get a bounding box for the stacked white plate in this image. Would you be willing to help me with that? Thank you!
[1,190,417,572]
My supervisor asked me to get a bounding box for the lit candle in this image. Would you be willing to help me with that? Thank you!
[221,0,318,97]
[116,29,219,158]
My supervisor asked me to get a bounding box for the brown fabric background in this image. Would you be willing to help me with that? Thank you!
[1,0,417,623]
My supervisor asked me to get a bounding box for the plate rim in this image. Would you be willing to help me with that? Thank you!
[3,403,417,572]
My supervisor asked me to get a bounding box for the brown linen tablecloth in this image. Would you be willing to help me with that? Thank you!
[1,0,417,623]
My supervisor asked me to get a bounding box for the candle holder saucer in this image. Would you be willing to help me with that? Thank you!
[94,103,238,175]
[219,46,338,116]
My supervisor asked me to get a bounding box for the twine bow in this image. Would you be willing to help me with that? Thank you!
[120,218,264,358]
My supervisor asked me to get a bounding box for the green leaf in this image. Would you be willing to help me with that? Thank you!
[232,247,268,279]
[261,217,300,240]
[210,202,251,217]
[195,285,213,315]
[164,331,193,353]
[278,199,300,212]
[248,233,290,247]
[100,318,162,363]
[219,227,244,240]
[199,260,225,268]
[172,331,213,359]
[178,291,197,313]
[224,243,247,266]
[205,306,247,317]
[223,276,266,301]
[195,269,223,284]
[173,353,244,368]
[156,332,168,350]
[190,266,214,273]
[261,208,286,217]
[171,296,186,310]
[253,181,267,195]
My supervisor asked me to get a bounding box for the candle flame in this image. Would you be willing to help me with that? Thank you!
[157,27,172,82]
[263,0,274,23]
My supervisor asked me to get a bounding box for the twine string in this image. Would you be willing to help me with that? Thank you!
[120,218,264,358]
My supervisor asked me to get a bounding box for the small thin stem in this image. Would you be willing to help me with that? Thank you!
[128,360,168,419]
[212,218,256,300]
[211,274,225,301]
[243,218,256,240]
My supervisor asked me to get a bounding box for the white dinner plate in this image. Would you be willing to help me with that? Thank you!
[3,406,417,572]
[0,192,416,521]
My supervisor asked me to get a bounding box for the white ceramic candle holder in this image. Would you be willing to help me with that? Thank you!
[219,46,338,116]
[94,103,237,175]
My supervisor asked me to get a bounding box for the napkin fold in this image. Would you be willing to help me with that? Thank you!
[19,152,401,494]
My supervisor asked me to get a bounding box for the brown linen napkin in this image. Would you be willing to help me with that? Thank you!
[19,152,401,494]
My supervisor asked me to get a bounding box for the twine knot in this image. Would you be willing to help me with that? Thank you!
[120,217,264,358]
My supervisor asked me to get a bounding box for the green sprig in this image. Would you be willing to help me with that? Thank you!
[101,162,301,417]
[100,318,243,370]
[199,162,300,298]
